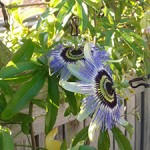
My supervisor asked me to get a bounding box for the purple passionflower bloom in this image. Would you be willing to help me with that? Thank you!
[48,43,109,80]
[60,43,121,140]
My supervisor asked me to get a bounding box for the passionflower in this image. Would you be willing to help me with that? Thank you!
[48,44,84,80]
[48,43,108,80]
[60,43,121,140]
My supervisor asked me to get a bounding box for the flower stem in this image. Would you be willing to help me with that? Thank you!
[74,36,79,50]
[94,36,97,45]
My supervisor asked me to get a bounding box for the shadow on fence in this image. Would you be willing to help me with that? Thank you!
[13,84,150,150]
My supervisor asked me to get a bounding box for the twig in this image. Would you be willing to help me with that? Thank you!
[15,144,47,150]
[27,134,32,149]
[0,2,49,9]
[29,102,36,150]
[15,144,32,148]
[0,1,10,30]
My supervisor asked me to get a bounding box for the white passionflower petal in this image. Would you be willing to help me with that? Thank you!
[88,123,97,141]
[48,44,85,79]
[60,81,93,94]
[60,67,71,81]
[84,42,93,62]
[67,63,91,83]
[77,105,95,121]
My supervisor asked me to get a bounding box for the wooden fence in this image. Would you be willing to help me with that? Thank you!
[12,81,150,150]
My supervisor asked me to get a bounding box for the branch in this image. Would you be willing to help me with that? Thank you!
[15,144,47,150]
[0,2,49,9]
[29,102,37,150]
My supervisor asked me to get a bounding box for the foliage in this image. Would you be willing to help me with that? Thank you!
[0,0,149,149]
[0,126,14,150]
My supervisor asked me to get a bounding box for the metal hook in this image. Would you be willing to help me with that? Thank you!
[129,74,150,88]
[70,16,79,36]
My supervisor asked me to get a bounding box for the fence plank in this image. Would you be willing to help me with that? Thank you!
[115,100,126,150]
[65,120,84,147]
[126,95,135,149]
[143,82,150,150]
[15,141,26,150]
[12,103,76,143]
[135,93,142,150]
[23,138,31,150]
[55,125,64,142]
[108,130,114,150]
[38,132,45,148]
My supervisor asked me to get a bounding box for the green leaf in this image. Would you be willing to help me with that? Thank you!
[118,118,134,138]
[21,8,44,22]
[121,28,145,46]
[72,126,89,147]
[36,8,50,29]
[100,17,113,28]
[11,0,23,4]
[111,127,132,150]
[64,107,71,117]
[4,113,32,134]
[70,141,84,150]
[64,90,77,115]
[36,0,66,29]
[39,32,48,50]
[108,11,114,25]
[31,99,46,109]
[76,0,89,32]
[33,42,43,53]
[37,54,48,66]
[117,30,143,57]
[0,94,7,114]
[107,58,123,63]
[0,41,12,69]
[21,115,32,135]
[87,21,96,37]
[2,70,46,119]
[84,0,100,12]
[56,0,75,32]
[45,75,59,135]
[98,130,110,150]
[105,29,115,46]
[5,72,35,83]
[60,140,67,150]
[21,121,30,134]
[115,1,124,20]
[36,7,59,29]
[6,113,32,123]
[0,126,14,150]
[55,0,67,9]
[8,4,22,25]
[0,81,13,97]
[111,53,122,72]
[12,39,34,63]
[79,146,96,150]
[0,61,39,79]
[144,51,150,74]
[140,11,150,29]
[2,113,32,134]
